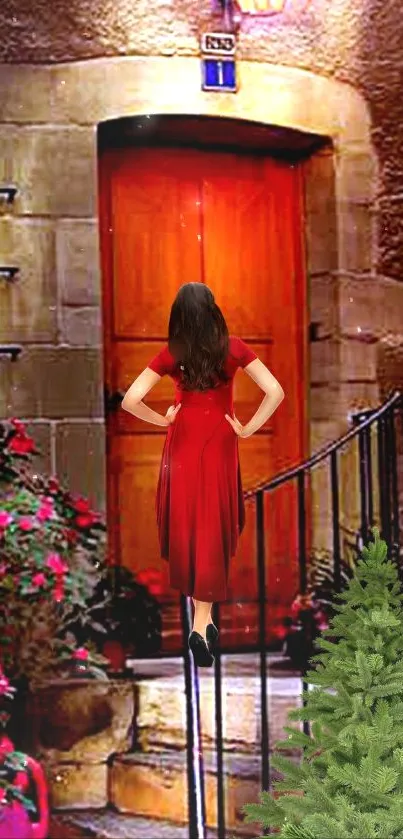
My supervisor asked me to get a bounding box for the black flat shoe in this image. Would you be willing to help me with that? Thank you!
[188,631,215,667]
[206,623,219,652]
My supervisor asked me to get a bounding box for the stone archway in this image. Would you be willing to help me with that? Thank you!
[0,56,377,553]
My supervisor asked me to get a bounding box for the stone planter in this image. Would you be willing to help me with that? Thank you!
[26,679,135,810]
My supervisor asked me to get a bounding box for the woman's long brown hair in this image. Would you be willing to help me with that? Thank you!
[168,283,230,391]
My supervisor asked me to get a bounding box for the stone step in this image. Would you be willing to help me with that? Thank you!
[131,656,302,754]
[109,748,297,835]
[50,810,218,839]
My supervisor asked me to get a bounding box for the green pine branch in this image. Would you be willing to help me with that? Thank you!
[243,529,403,838]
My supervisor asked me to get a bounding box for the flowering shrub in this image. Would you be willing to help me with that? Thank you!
[274,592,329,670]
[0,419,108,688]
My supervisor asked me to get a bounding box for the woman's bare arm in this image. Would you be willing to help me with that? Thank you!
[226,358,284,438]
[121,368,171,427]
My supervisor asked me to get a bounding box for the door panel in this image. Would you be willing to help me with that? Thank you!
[112,148,203,339]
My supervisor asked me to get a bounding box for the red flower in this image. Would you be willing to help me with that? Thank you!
[14,771,28,790]
[36,500,54,522]
[136,568,165,596]
[76,512,98,528]
[11,419,25,432]
[18,516,35,532]
[7,433,35,455]
[32,572,46,588]
[63,528,78,546]
[53,580,65,603]
[72,497,91,514]
[73,647,89,661]
[47,477,60,494]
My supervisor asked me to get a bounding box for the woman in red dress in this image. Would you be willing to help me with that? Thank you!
[122,283,284,666]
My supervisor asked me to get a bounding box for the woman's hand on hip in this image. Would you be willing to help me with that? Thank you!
[164,404,181,426]
[225,414,250,438]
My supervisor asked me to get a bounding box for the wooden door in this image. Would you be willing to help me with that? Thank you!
[99,144,307,650]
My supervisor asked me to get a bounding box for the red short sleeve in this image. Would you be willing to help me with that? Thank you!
[147,345,174,377]
[230,336,258,368]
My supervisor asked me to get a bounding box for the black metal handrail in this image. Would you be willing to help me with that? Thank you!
[245,390,402,498]
[183,390,403,839]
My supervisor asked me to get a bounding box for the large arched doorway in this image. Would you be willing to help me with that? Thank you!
[98,115,320,651]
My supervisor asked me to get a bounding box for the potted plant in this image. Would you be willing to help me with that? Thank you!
[0,419,110,749]
[75,565,164,671]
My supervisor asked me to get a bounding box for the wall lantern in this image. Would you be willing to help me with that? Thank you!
[237,0,286,12]
[215,0,307,17]
[0,345,22,361]
[0,185,18,205]
[0,267,19,282]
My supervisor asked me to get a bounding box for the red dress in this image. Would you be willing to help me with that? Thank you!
[148,336,257,602]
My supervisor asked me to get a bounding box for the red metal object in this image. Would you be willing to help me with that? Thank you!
[0,736,49,839]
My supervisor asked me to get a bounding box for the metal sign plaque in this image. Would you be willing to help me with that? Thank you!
[201,32,236,56]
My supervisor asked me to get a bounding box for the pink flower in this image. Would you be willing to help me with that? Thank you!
[0,675,10,696]
[46,553,68,575]
[36,505,53,522]
[32,572,46,588]
[0,512,12,529]
[18,516,35,531]
[0,565,7,577]
[73,648,89,661]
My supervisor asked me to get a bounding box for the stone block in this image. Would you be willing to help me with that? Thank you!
[61,307,102,346]
[24,421,53,476]
[310,381,379,423]
[309,273,339,337]
[339,337,378,383]
[0,363,12,419]
[55,421,106,511]
[335,147,377,206]
[9,347,103,419]
[31,680,135,765]
[109,751,262,835]
[57,220,101,306]
[0,218,57,342]
[338,275,382,341]
[136,675,301,753]
[6,126,96,217]
[0,65,52,124]
[47,762,107,810]
[304,151,338,275]
[337,201,375,273]
[310,340,340,385]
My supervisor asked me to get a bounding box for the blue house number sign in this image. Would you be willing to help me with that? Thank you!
[201,33,237,93]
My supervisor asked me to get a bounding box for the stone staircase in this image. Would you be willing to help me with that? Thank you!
[41,655,302,838]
